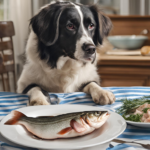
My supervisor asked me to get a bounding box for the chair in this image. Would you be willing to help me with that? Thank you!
[0,21,16,92]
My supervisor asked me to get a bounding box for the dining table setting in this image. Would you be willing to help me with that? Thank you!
[0,86,150,150]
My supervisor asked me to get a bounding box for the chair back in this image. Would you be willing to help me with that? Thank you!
[0,21,16,91]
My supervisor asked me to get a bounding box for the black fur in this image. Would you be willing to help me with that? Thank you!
[30,2,71,46]
[79,81,98,91]
[30,2,73,68]
[22,83,50,103]
[89,5,112,45]
[22,83,39,94]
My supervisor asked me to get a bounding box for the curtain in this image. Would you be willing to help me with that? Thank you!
[120,0,150,15]
[9,0,32,77]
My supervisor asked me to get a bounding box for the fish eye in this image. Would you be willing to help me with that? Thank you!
[89,113,93,117]
[94,112,100,116]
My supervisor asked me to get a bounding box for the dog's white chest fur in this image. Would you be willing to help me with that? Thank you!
[18,54,99,93]
[56,56,99,93]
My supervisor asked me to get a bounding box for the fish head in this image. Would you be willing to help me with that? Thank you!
[84,111,110,128]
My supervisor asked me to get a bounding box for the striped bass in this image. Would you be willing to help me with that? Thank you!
[5,110,109,139]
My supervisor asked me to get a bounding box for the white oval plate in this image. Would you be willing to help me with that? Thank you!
[0,105,126,150]
[126,120,150,128]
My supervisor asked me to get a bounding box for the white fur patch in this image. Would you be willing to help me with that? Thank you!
[71,3,89,39]
[71,3,94,62]
[74,36,94,63]
[57,56,70,70]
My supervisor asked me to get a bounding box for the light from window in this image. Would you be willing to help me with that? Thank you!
[0,0,9,21]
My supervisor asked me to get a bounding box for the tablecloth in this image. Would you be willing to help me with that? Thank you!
[1,87,150,150]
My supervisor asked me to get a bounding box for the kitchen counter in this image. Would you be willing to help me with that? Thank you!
[97,53,150,86]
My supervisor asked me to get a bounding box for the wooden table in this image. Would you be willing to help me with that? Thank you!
[97,54,150,86]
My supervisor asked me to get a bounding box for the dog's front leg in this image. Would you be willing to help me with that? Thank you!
[22,84,50,106]
[83,82,115,105]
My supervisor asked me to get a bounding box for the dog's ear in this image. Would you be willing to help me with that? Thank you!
[30,3,64,46]
[90,5,112,45]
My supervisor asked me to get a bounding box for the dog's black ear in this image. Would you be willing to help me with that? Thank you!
[30,3,64,46]
[90,5,112,45]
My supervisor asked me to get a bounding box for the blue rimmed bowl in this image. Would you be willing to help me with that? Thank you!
[108,35,148,49]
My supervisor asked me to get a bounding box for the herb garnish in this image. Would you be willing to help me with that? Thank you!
[123,114,143,122]
[116,96,150,116]
[142,108,150,113]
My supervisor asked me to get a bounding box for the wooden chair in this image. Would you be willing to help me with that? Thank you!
[0,21,16,92]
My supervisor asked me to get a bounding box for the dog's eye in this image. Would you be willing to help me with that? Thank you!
[66,23,75,30]
[88,23,94,30]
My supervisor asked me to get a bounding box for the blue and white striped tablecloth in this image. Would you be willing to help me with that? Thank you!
[1,87,150,150]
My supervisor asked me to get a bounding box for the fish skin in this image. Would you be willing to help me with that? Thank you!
[5,110,109,139]
[19,111,108,124]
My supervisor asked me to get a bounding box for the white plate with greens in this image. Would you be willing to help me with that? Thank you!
[117,96,150,128]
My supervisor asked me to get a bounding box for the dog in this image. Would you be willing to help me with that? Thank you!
[17,1,115,106]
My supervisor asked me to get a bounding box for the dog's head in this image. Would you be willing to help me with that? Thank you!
[30,1,112,67]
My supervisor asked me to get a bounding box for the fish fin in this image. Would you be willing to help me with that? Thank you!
[5,110,26,125]
[57,127,72,135]
[70,119,86,133]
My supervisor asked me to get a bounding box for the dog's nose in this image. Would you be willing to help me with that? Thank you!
[83,44,95,54]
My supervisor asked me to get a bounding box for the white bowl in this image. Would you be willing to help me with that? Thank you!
[108,35,148,49]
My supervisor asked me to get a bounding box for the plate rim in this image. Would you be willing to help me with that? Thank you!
[126,120,150,126]
[0,104,126,149]
[118,113,150,127]
[126,120,150,124]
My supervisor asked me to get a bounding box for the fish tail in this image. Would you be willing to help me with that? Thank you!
[5,110,26,125]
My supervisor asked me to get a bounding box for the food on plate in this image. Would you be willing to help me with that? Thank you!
[117,96,150,122]
[5,110,109,139]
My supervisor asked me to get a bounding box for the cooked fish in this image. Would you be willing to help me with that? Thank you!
[134,103,150,122]
[5,110,109,139]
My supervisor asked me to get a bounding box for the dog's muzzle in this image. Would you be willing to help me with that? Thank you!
[82,43,95,54]
[82,43,96,61]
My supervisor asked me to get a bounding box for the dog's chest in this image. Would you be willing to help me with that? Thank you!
[43,61,97,93]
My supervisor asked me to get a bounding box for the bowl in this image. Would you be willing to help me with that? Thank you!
[108,35,148,50]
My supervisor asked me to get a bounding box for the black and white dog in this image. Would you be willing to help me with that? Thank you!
[17,1,115,106]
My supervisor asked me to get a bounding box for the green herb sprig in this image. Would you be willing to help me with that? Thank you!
[142,108,150,113]
[123,114,143,122]
[116,95,150,116]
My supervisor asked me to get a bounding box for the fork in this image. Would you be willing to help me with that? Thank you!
[112,139,150,149]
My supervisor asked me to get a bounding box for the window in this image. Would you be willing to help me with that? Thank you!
[33,0,150,16]
[0,0,9,21]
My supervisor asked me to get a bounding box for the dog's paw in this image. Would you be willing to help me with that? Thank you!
[29,98,50,106]
[28,93,50,106]
[27,87,51,106]
[91,89,115,105]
